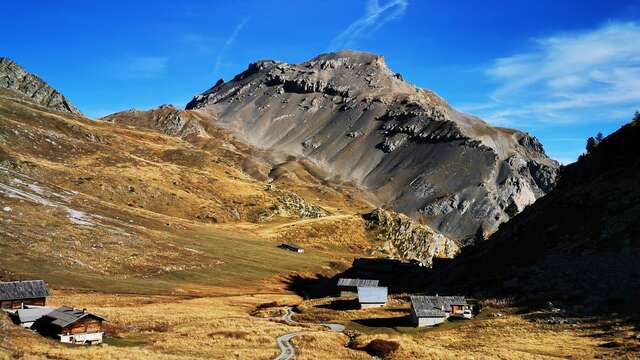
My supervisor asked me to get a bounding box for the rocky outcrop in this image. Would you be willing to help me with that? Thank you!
[184,51,559,243]
[363,208,459,266]
[432,113,640,312]
[0,57,81,115]
[101,105,211,140]
[270,187,329,219]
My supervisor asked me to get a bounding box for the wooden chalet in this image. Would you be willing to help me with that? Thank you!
[35,306,106,345]
[410,295,471,327]
[0,280,49,309]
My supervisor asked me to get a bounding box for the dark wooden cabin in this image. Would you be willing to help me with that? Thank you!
[278,243,304,253]
[0,280,49,309]
[35,306,106,344]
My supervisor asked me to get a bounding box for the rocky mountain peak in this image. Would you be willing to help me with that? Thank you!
[184,52,559,242]
[0,57,82,115]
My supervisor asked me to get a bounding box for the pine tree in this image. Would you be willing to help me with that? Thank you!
[595,132,604,143]
[586,136,597,154]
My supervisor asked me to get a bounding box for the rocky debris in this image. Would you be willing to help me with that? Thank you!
[2,206,11,212]
[377,133,408,152]
[301,138,320,151]
[102,105,210,139]
[183,50,559,242]
[363,208,459,266]
[419,193,470,216]
[0,57,82,115]
[270,187,329,219]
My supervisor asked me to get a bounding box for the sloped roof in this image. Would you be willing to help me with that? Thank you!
[281,243,303,249]
[337,278,379,287]
[16,307,54,323]
[424,295,467,307]
[357,286,388,303]
[44,306,106,328]
[0,280,49,301]
[410,295,467,317]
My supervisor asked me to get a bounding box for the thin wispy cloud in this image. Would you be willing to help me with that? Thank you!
[122,56,168,79]
[328,0,408,51]
[213,18,250,75]
[181,34,225,54]
[469,22,640,127]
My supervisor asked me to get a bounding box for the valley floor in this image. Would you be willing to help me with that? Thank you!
[1,288,638,359]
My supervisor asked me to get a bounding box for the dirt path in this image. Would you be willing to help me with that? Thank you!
[272,307,345,360]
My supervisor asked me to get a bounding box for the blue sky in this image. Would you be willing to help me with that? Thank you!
[2,1,639,163]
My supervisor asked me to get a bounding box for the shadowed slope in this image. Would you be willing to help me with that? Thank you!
[432,113,640,312]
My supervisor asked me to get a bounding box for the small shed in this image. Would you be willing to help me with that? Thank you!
[279,243,304,253]
[410,295,471,327]
[0,280,49,309]
[337,278,379,297]
[410,296,448,327]
[12,306,54,328]
[35,306,106,345]
[357,286,388,308]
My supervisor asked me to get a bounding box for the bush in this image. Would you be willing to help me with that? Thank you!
[362,339,400,359]
[480,297,514,309]
[207,330,249,339]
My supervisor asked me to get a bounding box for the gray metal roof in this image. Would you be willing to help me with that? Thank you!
[410,295,467,317]
[16,307,53,323]
[281,243,303,249]
[357,286,388,304]
[0,280,49,301]
[337,278,379,287]
[44,306,106,328]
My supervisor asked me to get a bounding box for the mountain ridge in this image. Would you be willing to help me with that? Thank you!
[0,57,82,115]
[183,50,559,242]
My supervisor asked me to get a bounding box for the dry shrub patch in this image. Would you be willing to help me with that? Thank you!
[208,331,250,339]
[103,321,170,335]
[361,339,400,359]
[480,297,515,308]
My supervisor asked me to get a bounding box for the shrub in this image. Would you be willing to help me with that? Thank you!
[362,339,400,359]
[207,330,250,339]
[480,297,514,309]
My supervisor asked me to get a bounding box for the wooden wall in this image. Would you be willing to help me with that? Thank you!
[0,297,46,309]
[62,318,103,335]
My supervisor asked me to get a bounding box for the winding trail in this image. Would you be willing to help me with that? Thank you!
[272,307,345,360]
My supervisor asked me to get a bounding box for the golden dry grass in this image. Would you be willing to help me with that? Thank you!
[293,297,640,360]
[4,291,637,359]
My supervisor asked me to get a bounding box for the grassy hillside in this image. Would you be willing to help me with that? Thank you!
[0,88,374,294]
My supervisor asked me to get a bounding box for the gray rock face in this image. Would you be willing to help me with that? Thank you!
[363,208,459,266]
[0,57,81,115]
[185,50,559,242]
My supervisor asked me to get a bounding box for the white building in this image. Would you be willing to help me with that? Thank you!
[357,286,388,308]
